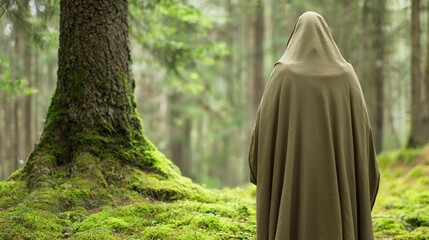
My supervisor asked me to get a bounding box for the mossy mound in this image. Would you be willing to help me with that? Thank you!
[373,146,429,239]
[0,148,256,239]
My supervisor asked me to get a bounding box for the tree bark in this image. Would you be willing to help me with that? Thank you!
[20,0,161,188]
[13,24,24,169]
[340,0,351,60]
[357,0,368,81]
[14,100,20,168]
[372,0,385,152]
[408,0,424,147]
[5,99,12,173]
[0,95,4,180]
[248,0,264,119]
[24,45,33,159]
[424,6,429,141]
[168,93,191,177]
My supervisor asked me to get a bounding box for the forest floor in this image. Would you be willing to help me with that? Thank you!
[372,147,429,239]
[0,146,428,239]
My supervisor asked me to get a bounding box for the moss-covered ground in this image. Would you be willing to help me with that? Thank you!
[372,146,429,239]
[0,148,256,240]
[1,145,429,239]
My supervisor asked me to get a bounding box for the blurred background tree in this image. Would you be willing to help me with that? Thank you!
[1,0,428,188]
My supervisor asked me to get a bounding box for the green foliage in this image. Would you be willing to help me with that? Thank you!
[130,0,217,73]
[0,59,38,98]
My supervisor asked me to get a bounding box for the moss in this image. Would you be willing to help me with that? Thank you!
[72,152,108,188]
[392,227,429,240]
[372,145,429,239]
[0,181,28,209]
[397,148,421,164]
[22,151,58,188]
[4,138,429,239]
[71,197,255,239]
[377,147,421,169]
[373,217,408,235]
[74,131,114,154]
[0,185,69,239]
[68,69,87,104]
[407,166,424,178]
[404,214,429,230]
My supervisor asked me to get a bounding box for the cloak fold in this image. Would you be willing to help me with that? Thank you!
[248,11,380,240]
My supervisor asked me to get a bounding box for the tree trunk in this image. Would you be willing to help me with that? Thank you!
[0,95,4,180]
[24,45,33,159]
[340,0,351,60]
[19,0,162,188]
[357,0,368,81]
[224,0,235,186]
[13,17,24,170]
[248,0,265,119]
[14,100,20,169]
[424,6,429,141]
[408,0,424,147]
[270,0,283,61]
[33,50,40,146]
[5,99,12,173]
[372,0,385,152]
[168,93,191,176]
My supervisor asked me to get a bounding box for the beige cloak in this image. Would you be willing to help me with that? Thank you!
[248,12,380,240]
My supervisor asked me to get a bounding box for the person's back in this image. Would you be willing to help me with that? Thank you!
[248,12,380,240]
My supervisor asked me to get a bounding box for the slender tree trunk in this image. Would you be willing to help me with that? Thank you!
[33,50,40,145]
[358,0,376,131]
[14,100,20,169]
[20,0,160,188]
[0,95,4,180]
[168,93,191,176]
[408,0,424,147]
[248,0,265,119]
[424,7,429,141]
[358,0,368,81]
[24,45,33,159]
[13,16,25,170]
[372,0,385,152]
[340,0,351,59]
[224,0,236,186]
[5,99,12,172]
[270,0,283,60]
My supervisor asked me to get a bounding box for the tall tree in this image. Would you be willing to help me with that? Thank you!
[248,0,265,119]
[339,0,351,60]
[358,0,369,81]
[18,0,164,188]
[408,0,424,147]
[424,5,429,141]
[372,0,386,152]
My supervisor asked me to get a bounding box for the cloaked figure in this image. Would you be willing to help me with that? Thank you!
[248,11,380,240]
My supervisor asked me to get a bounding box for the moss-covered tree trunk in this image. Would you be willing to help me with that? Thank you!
[18,0,159,188]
